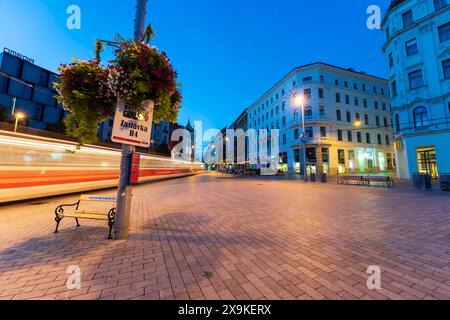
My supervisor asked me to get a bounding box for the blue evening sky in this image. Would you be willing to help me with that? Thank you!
[0,0,391,130]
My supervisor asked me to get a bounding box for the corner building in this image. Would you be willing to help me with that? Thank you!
[246,62,395,175]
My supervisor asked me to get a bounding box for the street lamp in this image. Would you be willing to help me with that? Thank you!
[14,113,25,133]
[354,120,362,127]
[294,93,307,182]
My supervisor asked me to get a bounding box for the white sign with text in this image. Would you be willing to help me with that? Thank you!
[111,99,154,148]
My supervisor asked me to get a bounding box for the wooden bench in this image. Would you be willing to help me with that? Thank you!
[338,175,395,188]
[54,195,117,239]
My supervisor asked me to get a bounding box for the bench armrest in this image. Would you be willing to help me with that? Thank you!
[55,201,81,217]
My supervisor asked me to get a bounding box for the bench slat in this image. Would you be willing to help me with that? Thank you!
[74,210,110,216]
[63,213,110,220]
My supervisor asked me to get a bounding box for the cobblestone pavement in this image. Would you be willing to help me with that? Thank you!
[1,173,450,300]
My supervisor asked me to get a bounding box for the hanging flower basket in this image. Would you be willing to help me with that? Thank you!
[54,26,182,146]
[54,58,115,145]
[108,36,182,124]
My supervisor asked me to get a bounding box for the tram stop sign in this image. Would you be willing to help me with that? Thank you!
[111,99,154,148]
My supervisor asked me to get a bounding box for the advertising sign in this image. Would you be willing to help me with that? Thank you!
[111,99,154,148]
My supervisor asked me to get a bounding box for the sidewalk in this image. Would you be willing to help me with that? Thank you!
[1,173,450,300]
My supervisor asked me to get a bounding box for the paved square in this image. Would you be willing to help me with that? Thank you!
[1,173,450,300]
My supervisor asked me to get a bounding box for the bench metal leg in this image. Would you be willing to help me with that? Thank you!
[108,222,114,240]
[54,217,63,233]
[75,218,81,227]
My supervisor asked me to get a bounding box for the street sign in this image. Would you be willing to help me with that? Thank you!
[111,99,154,148]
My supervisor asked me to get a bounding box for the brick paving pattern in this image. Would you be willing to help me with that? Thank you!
[1,173,450,300]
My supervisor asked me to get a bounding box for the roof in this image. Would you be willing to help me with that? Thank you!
[249,61,388,109]
[387,0,407,13]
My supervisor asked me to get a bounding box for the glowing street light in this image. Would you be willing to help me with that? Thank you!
[293,93,308,182]
[354,120,362,127]
[14,113,25,133]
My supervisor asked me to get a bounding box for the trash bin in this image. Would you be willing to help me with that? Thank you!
[440,174,450,192]
[424,174,432,189]
[310,173,316,182]
[413,174,424,189]
[321,173,327,183]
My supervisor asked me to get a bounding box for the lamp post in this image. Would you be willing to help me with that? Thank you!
[294,93,307,182]
[14,113,25,133]
[114,0,148,240]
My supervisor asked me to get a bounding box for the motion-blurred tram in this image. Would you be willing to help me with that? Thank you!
[0,130,204,203]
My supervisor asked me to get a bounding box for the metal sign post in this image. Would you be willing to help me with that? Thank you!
[114,0,148,240]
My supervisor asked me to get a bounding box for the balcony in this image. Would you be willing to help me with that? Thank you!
[394,117,450,138]
[290,115,331,128]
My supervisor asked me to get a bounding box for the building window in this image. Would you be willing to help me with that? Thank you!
[305,127,313,138]
[402,10,414,28]
[385,135,390,145]
[319,106,325,116]
[346,111,352,123]
[389,53,393,68]
[345,95,350,104]
[375,101,379,109]
[357,132,362,143]
[282,117,286,127]
[304,89,311,99]
[344,81,348,88]
[319,88,324,99]
[303,76,312,83]
[362,84,366,92]
[377,134,382,145]
[336,93,341,103]
[356,113,360,120]
[335,79,339,86]
[363,98,367,108]
[382,102,386,111]
[320,75,324,81]
[34,104,44,121]
[395,114,400,132]
[353,83,358,90]
[338,150,345,165]
[376,116,380,127]
[413,106,429,128]
[405,39,418,56]
[434,0,448,11]
[354,97,359,106]
[336,109,342,121]
[366,133,371,144]
[337,129,343,141]
[347,131,353,142]
[409,69,424,89]
[381,88,385,96]
[282,134,286,145]
[320,127,327,138]
[304,106,312,117]
[364,114,369,125]
[384,117,388,127]
[294,128,299,140]
[391,80,397,97]
[438,22,450,43]
[443,59,450,79]
[293,81,296,87]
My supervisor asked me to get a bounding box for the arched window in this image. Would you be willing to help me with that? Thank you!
[395,114,400,133]
[413,107,428,128]
[304,106,312,117]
